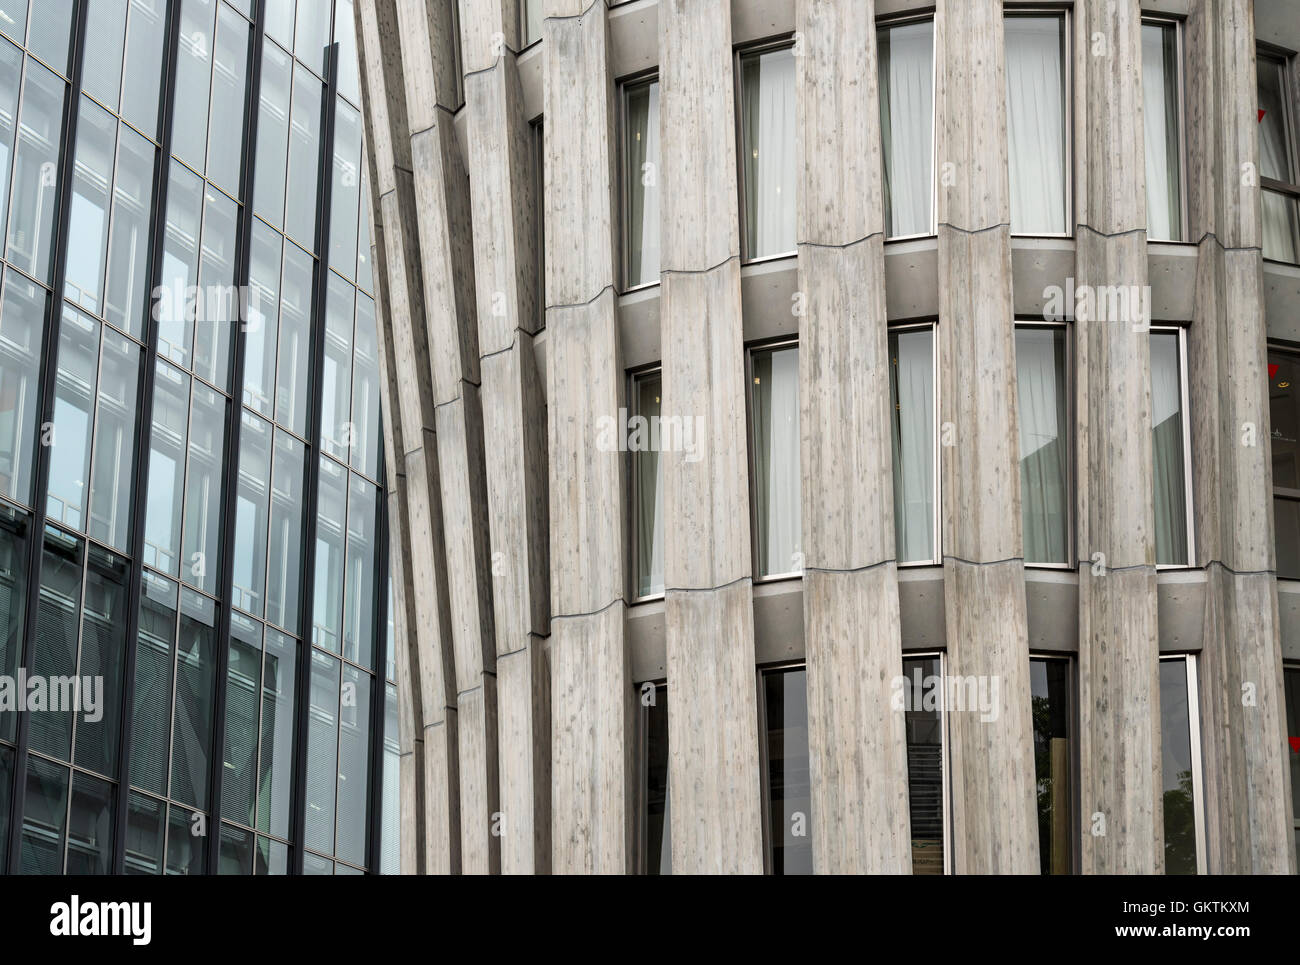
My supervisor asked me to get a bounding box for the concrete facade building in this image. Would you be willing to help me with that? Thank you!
[358,0,1300,874]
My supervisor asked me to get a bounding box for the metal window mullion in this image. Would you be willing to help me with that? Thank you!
[289,36,339,876]
[204,0,268,876]
[108,0,185,875]
[364,453,389,872]
[4,0,91,876]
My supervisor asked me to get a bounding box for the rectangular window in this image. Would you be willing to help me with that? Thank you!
[739,43,796,260]
[878,17,935,238]
[749,342,800,578]
[637,681,669,874]
[903,653,946,874]
[1159,654,1205,875]
[1030,655,1073,874]
[1151,328,1192,566]
[521,0,542,47]
[533,119,544,328]
[1142,20,1184,241]
[1284,665,1299,868]
[761,665,811,874]
[1005,12,1069,235]
[889,324,937,564]
[0,268,46,506]
[1257,50,1300,263]
[631,369,664,599]
[1015,324,1070,565]
[622,77,660,289]
[1270,347,1300,579]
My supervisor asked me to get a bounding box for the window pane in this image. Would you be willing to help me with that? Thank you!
[1030,657,1072,874]
[232,412,272,615]
[303,851,333,874]
[0,745,9,870]
[624,80,659,286]
[65,98,116,313]
[313,455,346,652]
[259,628,296,838]
[121,0,167,139]
[763,667,811,875]
[0,503,31,745]
[0,269,46,504]
[890,327,935,563]
[218,822,254,874]
[25,0,73,74]
[1142,23,1182,241]
[264,0,294,48]
[130,571,176,794]
[634,373,663,597]
[1016,326,1069,564]
[104,124,155,339]
[181,381,227,594]
[285,63,322,247]
[266,429,305,632]
[29,527,83,761]
[253,40,291,228]
[222,613,261,825]
[522,0,541,46]
[244,220,282,415]
[752,345,800,577]
[171,0,216,172]
[1259,55,1299,263]
[351,293,380,478]
[1005,15,1067,234]
[48,306,98,531]
[156,163,205,369]
[124,791,166,874]
[1284,667,1299,867]
[380,680,399,873]
[83,0,128,113]
[642,683,669,874]
[335,0,359,103]
[170,588,218,809]
[276,240,312,433]
[144,361,190,574]
[344,474,378,668]
[1268,350,1300,578]
[902,655,944,874]
[336,664,370,867]
[20,756,69,873]
[256,835,289,874]
[0,1,25,46]
[329,100,361,276]
[65,771,114,874]
[0,39,22,240]
[305,649,340,855]
[194,187,239,391]
[207,4,249,196]
[87,328,141,550]
[294,0,330,75]
[165,804,204,874]
[74,545,130,776]
[879,19,935,237]
[1151,331,1188,565]
[322,271,353,459]
[7,59,65,282]
[740,46,796,258]
[1160,657,1198,874]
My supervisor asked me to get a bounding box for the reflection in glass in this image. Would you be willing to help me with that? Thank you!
[193,181,239,391]
[380,680,399,873]
[903,655,944,874]
[294,0,330,75]
[330,101,362,276]
[276,240,313,433]
[232,412,272,615]
[322,272,354,459]
[890,327,935,563]
[170,589,218,810]
[306,650,341,856]
[165,805,204,874]
[172,0,216,172]
[83,0,127,112]
[286,64,322,247]
[259,629,296,839]
[633,372,663,598]
[66,771,114,874]
[180,382,226,594]
[352,294,381,478]
[740,46,796,258]
[1151,331,1188,565]
[121,0,167,139]
[25,0,74,74]
[75,546,129,776]
[222,614,261,827]
[1270,350,1300,579]
[65,98,117,313]
[48,306,98,531]
[130,572,177,794]
[1142,22,1182,241]
[88,329,140,550]
[144,361,189,574]
[1016,326,1069,564]
[0,270,46,504]
[207,4,249,195]
[156,163,204,369]
[256,835,289,874]
[344,474,378,669]
[763,667,811,874]
[1258,54,1299,263]
[0,40,21,238]
[253,40,292,228]
[879,19,935,237]
[20,757,69,873]
[30,527,83,761]
[1005,15,1067,234]
[0,504,30,745]
[266,430,305,631]
[641,683,669,874]
[105,125,155,340]
[7,59,65,282]
[1284,666,1300,871]
[1030,657,1071,874]
[1160,657,1199,875]
[623,80,659,287]
[337,664,371,867]
[751,345,800,577]
[218,823,253,874]
[244,221,282,415]
[124,791,165,874]
[313,456,346,652]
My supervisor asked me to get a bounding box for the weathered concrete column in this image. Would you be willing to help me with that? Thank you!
[457,0,552,875]
[544,0,633,874]
[1073,0,1162,874]
[934,0,1039,874]
[395,0,502,874]
[1186,0,1295,874]
[794,0,911,874]
[356,0,462,874]
[659,0,764,875]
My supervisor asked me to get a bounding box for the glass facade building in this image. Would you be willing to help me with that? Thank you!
[0,0,397,874]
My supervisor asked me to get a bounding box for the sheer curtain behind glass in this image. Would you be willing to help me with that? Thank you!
[635,374,664,597]
[752,346,800,577]
[1151,332,1188,565]
[1006,16,1067,234]
[1142,23,1182,241]
[1016,327,1069,564]
[890,328,934,563]
[1257,55,1299,263]
[742,47,796,258]
[625,81,660,288]
[879,20,934,237]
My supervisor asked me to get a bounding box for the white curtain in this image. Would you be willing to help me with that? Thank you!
[744,48,796,257]
[880,21,934,237]
[891,329,934,563]
[1016,328,1068,564]
[626,82,660,286]
[1151,332,1188,565]
[1258,57,1299,262]
[753,347,800,575]
[1142,24,1181,241]
[1006,17,1067,234]
[636,376,664,596]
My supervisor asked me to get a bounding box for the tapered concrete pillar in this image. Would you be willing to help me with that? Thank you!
[658,0,764,875]
[543,0,633,874]
[457,0,552,875]
[357,0,462,874]
[394,0,501,874]
[794,0,911,874]
[934,0,1039,874]
[1185,0,1295,874]
[1073,0,1162,874]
